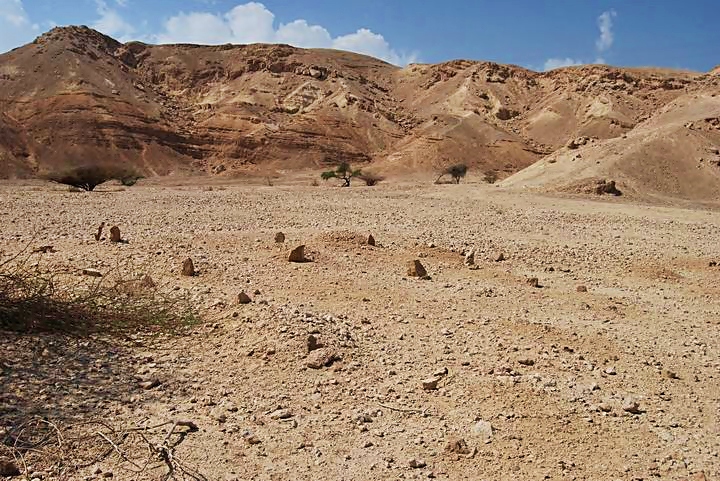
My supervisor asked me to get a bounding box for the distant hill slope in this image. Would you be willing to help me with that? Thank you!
[1,26,718,200]
[501,90,720,202]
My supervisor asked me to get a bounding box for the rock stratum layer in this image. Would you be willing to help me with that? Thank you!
[1,26,719,200]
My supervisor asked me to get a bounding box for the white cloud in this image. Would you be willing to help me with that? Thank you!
[92,0,135,41]
[540,9,618,71]
[596,9,616,52]
[224,2,275,43]
[275,19,332,48]
[156,12,233,44]
[0,0,39,53]
[543,57,583,71]
[154,2,416,65]
[332,28,417,65]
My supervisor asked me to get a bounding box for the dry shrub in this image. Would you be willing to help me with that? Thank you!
[0,248,198,334]
[358,173,385,186]
[483,170,499,184]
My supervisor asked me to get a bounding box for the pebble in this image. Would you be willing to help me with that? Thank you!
[445,438,471,455]
[181,258,195,276]
[82,268,102,277]
[269,409,292,420]
[306,348,339,369]
[421,377,441,391]
[432,366,449,377]
[242,430,261,445]
[288,245,306,262]
[622,400,642,415]
[472,420,493,443]
[407,259,428,278]
[138,378,161,390]
[109,226,121,242]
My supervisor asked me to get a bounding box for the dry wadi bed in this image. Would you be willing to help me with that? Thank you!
[1,179,719,481]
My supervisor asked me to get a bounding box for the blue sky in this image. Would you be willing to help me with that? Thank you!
[0,0,718,71]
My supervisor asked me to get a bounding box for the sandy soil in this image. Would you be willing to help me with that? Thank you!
[1,178,719,481]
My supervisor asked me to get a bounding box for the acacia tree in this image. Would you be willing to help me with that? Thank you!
[321,162,362,187]
[46,165,143,191]
[436,163,468,184]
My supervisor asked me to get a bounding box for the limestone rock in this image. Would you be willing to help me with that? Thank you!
[82,268,102,277]
[445,438,471,455]
[288,245,306,262]
[622,400,642,414]
[464,249,475,266]
[307,334,322,352]
[306,348,339,369]
[407,259,428,278]
[421,377,440,390]
[182,258,196,276]
[109,225,121,242]
[94,222,105,241]
[472,420,493,443]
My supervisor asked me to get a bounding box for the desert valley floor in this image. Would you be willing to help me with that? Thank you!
[1,176,719,481]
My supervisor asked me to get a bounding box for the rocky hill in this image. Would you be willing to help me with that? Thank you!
[1,26,719,199]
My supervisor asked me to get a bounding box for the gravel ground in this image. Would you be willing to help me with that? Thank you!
[1,180,719,481]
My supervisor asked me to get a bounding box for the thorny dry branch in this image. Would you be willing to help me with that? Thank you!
[1,417,205,480]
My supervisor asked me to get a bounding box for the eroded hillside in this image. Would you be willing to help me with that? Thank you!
[1,26,719,200]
